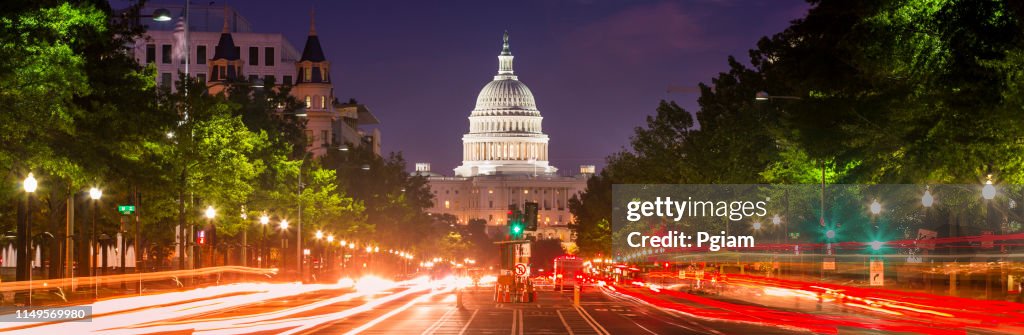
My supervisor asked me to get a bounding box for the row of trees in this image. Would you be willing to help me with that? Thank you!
[0,1,438,279]
[570,0,1024,257]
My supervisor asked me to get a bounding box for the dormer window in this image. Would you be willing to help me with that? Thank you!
[304,67,311,82]
[305,95,311,108]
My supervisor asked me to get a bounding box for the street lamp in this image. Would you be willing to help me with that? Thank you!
[982,175,996,200]
[204,206,216,220]
[869,199,882,215]
[88,187,101,290]
[752,221,762,231]
[922,187,934,207]
[202,206,214,268]
[259,214,269,268]
[18,173,39,305]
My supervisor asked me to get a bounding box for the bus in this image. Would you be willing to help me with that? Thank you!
[553,256,584,290]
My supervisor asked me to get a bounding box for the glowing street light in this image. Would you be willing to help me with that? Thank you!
[365,246,372,253]
[922,187,934,207]
[327,235,334,243]
[869,241,883,251]
[24,173,38,193]
[204,206,216,219]
[752,221,762,230]
[315,230,324,240]
[825,229,836,239]
[869,199,881,215]
[260,215,269,225]
[982,175,996,200]
[772,214,781,225]
[89,187,102,200]
[279,219,289,230]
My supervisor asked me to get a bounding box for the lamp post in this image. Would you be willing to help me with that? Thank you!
[259,214,269,268]
[88,186,101,301]
[240,208,247,267]
[17,173,39,305]
[326,235,334,275]
[315,230,323,280]
[279,219,289,272]
[203,206,215,268]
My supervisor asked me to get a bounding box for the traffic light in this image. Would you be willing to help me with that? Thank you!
[508,204,524,239]
[524,201,538,231]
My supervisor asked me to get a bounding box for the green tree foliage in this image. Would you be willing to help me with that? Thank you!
[323,144,433,251]
[572,0,1024,253]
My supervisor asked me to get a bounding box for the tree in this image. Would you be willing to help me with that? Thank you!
[323,144,433,251]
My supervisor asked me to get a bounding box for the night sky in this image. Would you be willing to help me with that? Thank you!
[136,0,809,174]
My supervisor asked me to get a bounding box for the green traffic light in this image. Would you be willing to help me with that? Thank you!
[512,225,522,234]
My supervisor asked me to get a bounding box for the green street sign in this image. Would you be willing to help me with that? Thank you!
[118,205,136,215]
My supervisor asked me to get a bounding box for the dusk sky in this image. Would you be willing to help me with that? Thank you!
[140,0,809,174]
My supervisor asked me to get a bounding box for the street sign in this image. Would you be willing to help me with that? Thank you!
[514,263,529,276]
[869,259,884,286]
[117,205,135,215]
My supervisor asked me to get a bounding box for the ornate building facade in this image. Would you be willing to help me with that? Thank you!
[131,5,381,157]
[416,33,592,246]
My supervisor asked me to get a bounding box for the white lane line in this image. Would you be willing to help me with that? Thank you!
[510,308,517,335]
[343,289,445,335]
[556,310,575,335]
[575,305,610,335]
[517,309,524,335]
[457,309,479,335]
[421,307,456,335]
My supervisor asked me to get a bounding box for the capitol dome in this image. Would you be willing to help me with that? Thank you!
[454,31,557,177]
[474,79,538,113]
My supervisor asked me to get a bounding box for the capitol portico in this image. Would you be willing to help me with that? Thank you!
[416,32,591,245]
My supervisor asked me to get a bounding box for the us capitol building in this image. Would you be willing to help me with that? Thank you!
[414,32,593,246]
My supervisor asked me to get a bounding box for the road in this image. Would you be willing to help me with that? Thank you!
[2,275,1023,334]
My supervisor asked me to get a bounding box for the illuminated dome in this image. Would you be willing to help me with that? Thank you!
[474,79,538,114]
[454,32,557,177]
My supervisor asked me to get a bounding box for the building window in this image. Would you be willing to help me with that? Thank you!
[196,45,206,64]
[248,47,258,66]
[265,47,275,66]
[444,200,450,209]
[488,200,493,208]
[161,44,171,64]
[305,130,313,147]
[320,96,326,109]
[196,73,206,85]
[248,74,258,83]
[160,72,172,88]
[283,75,292,86]
[304,67,311,82]
[304,96,311,108]
[265,75,275,86]
[145,44,156,63]
[321,130,329,147]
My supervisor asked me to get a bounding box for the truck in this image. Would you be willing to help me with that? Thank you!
[553,256,584,291]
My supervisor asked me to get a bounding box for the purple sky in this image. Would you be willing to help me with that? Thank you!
[138,0,809,174]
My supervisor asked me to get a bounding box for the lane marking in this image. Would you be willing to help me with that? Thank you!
[421,307,456,335]
[517,309,524,335]
[555,310,575,335]
[457,309,479,335]
[509,308,518,335]
[574,306,610,335]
